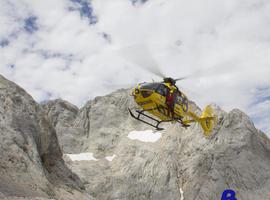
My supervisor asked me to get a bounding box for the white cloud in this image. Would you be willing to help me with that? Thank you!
[248,100,270,134]
[0,0,269,135]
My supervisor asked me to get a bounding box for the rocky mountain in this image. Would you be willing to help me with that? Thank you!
[0,75,95,200]
[43,86,270,200]
[1,74,270,200]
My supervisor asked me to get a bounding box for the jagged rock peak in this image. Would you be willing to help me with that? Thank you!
[0,74,94,200]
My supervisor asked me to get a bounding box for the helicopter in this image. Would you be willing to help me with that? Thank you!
[118,45,217,137]
[128,76,216,136]
[120,45,217,136]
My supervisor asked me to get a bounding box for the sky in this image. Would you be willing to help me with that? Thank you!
[0,0,269,135]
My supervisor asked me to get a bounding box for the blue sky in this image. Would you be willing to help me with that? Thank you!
[0,0,269,135]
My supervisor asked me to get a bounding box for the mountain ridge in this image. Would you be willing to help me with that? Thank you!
[1,74,270,200]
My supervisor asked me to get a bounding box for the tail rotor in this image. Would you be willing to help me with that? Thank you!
[199,105,217,136]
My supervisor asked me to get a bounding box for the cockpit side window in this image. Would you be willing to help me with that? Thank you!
[156,84,169,96]
[176,94,183,105]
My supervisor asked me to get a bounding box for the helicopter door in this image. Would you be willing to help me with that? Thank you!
[156,84,169,97]
[176,92,188,112]
[155,84,170,116]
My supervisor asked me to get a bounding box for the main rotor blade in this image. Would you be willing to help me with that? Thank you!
[118,44,166,79]
[175,77,187,81]
[103,82,136,89]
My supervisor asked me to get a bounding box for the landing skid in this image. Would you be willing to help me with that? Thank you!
[128,108,189,131]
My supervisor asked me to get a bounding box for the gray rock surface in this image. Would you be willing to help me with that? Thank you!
[41,99,85,153]
[2,74,270,200]
[42,88,145,155]
[0,75,95,200]
[45,88,270,200]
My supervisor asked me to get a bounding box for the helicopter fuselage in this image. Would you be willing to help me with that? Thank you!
[129,81,216,135]
[132,82,190,121]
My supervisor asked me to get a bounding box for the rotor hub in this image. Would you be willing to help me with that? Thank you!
[163,77,176,85]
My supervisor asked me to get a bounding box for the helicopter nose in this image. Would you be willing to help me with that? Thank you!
[132,88,140,99]
[134,88,140,95]
[132,88,140,98]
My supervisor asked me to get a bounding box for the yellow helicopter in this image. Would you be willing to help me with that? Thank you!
[119,44,217,136]
[129,76,216,136]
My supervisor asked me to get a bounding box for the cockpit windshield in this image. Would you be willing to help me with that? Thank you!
[140,83,160,90]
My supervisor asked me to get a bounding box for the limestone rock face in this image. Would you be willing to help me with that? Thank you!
[54,89,270,200]
[0,75,94,200]
[41,99,85,153]
[2,74,270,200]
[43,88,144,155]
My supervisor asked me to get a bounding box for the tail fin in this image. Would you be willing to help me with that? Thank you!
[199,105,217,136]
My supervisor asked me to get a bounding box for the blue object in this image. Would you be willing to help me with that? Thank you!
[221,189,237,200]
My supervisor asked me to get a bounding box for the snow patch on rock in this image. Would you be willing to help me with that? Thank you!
[180,187,184,200]
[105,154,116,161]
[127,130,162,142]
[66,153,98,161]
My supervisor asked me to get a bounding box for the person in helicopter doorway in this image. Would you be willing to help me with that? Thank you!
[166,88,176,119]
